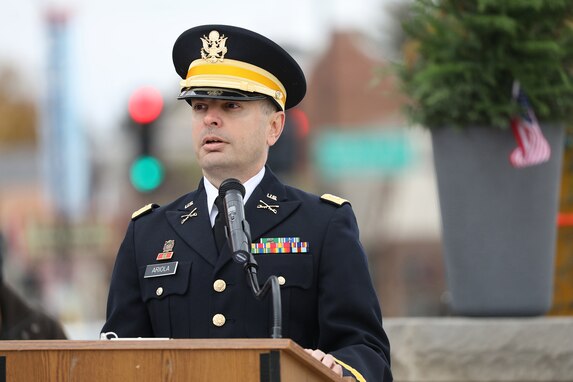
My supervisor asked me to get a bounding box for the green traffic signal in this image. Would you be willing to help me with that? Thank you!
[130,155,164,192]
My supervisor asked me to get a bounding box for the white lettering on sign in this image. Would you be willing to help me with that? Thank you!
[152,265,171,273]
[144,261,178,278]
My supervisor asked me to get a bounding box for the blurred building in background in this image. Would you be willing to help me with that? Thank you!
[302,31,445,316]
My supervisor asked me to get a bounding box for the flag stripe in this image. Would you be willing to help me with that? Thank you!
[509,85,551,168]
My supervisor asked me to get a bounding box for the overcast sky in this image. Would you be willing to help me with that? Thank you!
[1,0,399,134]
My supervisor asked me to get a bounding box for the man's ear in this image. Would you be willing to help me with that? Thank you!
[267,111,285,147]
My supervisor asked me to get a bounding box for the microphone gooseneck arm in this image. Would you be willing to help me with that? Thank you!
[218,178,282,339]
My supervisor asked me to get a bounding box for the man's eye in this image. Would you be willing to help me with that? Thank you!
[225,102,241,109]
[192,103,207,111]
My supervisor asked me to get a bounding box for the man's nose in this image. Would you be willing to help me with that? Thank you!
[203,108,222,127]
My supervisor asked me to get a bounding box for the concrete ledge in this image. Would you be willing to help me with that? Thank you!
[384,317,573,382]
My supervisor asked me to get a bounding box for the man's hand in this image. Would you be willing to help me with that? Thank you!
[304,348,343,377]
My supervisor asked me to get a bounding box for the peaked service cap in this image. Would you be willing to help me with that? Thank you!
[172,24,306,111]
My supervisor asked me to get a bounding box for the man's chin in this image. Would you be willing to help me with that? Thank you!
[201,161,236,179]
[199,154,229,169]
[201,158,229,170]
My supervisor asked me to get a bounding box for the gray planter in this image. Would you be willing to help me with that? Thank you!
[432,125,565,316]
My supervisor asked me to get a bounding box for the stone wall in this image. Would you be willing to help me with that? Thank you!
[384,317,573,382]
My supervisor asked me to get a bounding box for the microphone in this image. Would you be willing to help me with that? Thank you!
[218,178,282,339]
[218,178,253,266]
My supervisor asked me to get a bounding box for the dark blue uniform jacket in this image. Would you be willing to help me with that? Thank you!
[102,168,392,381]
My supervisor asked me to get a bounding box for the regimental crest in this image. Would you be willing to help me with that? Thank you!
[200,30,228,63]
[163,240,175,253]
[157,239,175,261]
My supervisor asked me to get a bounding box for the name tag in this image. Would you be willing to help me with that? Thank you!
[144,261,178,278]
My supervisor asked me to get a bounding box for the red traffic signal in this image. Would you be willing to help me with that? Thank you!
[289,108,309,138]
[128,86,163,124]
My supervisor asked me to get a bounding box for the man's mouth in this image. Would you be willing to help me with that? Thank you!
[202,136,226,148]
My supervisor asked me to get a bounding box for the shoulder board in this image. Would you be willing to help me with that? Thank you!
[131,203,159,220]
[320,193,350,207]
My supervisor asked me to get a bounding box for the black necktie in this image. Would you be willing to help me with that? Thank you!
[213,196,226,253]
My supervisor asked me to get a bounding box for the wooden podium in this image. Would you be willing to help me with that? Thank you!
[0,338,353,381]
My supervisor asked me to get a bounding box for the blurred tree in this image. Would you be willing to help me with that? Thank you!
[379,0,413,62]
[0,66,38,146]
[397,0,573,129]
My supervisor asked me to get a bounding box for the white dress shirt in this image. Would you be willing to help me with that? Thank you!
[204,167,266,227]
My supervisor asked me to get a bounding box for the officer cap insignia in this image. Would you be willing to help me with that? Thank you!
[131,203,160,220]
[320,194,350,207]
[200,30,228,62]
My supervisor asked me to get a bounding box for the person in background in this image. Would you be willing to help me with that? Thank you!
[0,234,67,340]
[102,24,392,381]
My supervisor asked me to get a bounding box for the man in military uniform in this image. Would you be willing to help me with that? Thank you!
[102,24,392,382]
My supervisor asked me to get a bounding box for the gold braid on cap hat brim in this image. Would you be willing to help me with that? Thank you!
[181,59,287,110]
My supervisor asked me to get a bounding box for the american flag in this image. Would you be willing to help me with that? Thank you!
[509,81,551,168]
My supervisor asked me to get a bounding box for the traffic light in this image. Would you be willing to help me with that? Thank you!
[267,107,309,174]
[128,87,165,193]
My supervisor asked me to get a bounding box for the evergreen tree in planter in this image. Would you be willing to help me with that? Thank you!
[397,0,573,316]
[399,0,573,129]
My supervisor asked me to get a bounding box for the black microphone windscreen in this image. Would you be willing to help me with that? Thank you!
[219,178,246,198]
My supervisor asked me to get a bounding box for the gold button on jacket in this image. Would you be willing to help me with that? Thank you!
[212,313,226,327]
[213,279,227,292]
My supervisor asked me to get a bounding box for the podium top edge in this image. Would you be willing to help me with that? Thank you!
[0,338,297,351]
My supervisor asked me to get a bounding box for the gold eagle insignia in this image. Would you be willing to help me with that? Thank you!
[200,30,228,63]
